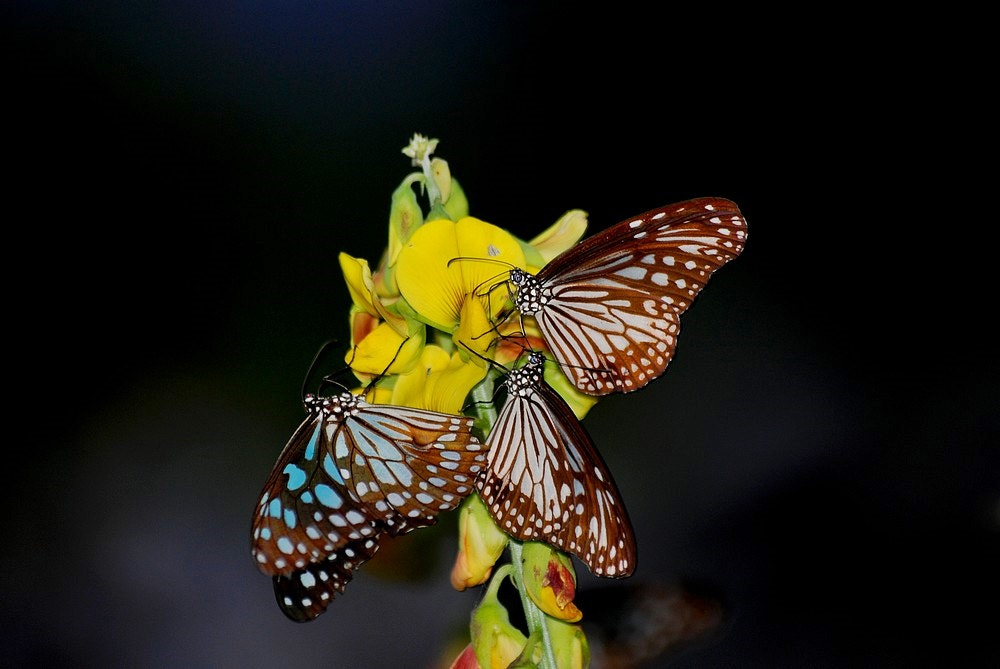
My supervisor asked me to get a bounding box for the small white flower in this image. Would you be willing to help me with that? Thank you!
[402,133,440,166]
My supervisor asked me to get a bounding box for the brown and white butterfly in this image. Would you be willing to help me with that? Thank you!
[508,197,747,395]
[477,350,636,577]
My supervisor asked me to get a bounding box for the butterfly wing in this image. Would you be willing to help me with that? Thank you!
[251,404,386,578]
[272,534,383,622]
[530,197,747,395]
[477,367,636,577]
[252,395,487,621]
[336,404,488,533]
[251,401,389,620]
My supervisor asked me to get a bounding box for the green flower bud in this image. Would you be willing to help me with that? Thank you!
[471,567,527,669]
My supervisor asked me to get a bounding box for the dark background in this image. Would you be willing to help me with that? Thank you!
[6,3,997,668]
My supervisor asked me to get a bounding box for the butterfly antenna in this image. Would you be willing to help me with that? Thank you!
[301,338,345,400]
[446,256,517,271]
[456,342,512,414]
[358,336,410,402]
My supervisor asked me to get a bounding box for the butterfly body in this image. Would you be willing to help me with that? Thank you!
[478,351,636,578]
[510,197,747,395]
[252,391,486,621]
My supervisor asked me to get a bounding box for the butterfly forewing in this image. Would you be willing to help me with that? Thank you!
[477,353,636,577]
[337,405,486,531]
[251,392,485,621]
[252,399,385,578]
[521,197,747,395]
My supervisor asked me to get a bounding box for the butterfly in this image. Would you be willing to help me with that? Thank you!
[476,350,636,577]
[251,390,487,621]
[506,197,747,396]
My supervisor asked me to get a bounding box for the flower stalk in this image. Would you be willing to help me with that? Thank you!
[344,134,595,668]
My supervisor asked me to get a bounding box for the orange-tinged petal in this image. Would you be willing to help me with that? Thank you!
[349,308,381,349]
[451,495,508,590]
[339,252,408,335]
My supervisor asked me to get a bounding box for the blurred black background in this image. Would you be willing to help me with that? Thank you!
[5,3,997,668]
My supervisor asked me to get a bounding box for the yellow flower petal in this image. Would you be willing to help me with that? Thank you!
[391,344,487,414]
[349,322,424,376]
[339,252,408,335]
[390,345,450,409]
[529,209,588,266]
[339,252,379,316]
[453,294,498,365]
[396,217,526,332]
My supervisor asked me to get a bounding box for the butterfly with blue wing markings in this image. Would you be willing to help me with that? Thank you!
[506,196,747,396]
[251,390,487,621]
[476,349,637,578]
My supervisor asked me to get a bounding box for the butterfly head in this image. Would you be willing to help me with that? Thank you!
[508,268,548,315]
[504,351,546,396]
[304,391,365,418]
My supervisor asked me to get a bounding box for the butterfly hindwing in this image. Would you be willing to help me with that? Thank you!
[518,197,747,395]
[272,534,382,622]
[477,353,637,577]
[251,398,385,578]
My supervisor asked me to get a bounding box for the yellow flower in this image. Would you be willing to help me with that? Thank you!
[396,217,526,333]
[392,344,488,414]
[339,253,408,332]
[339,252,424,377]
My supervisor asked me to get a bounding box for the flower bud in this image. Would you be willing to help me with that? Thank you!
[443,177,469,221]
[446,643,481,669]
[452,495,508,590]
[383,176,425,295]
[470,567,527,669]
[546,617,590,669]
[430,157,452,205]
[520,542,583,622]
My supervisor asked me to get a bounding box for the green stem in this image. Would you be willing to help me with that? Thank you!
[469,369,499,436]
[418,154,442,208]
[469,372,558,667]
